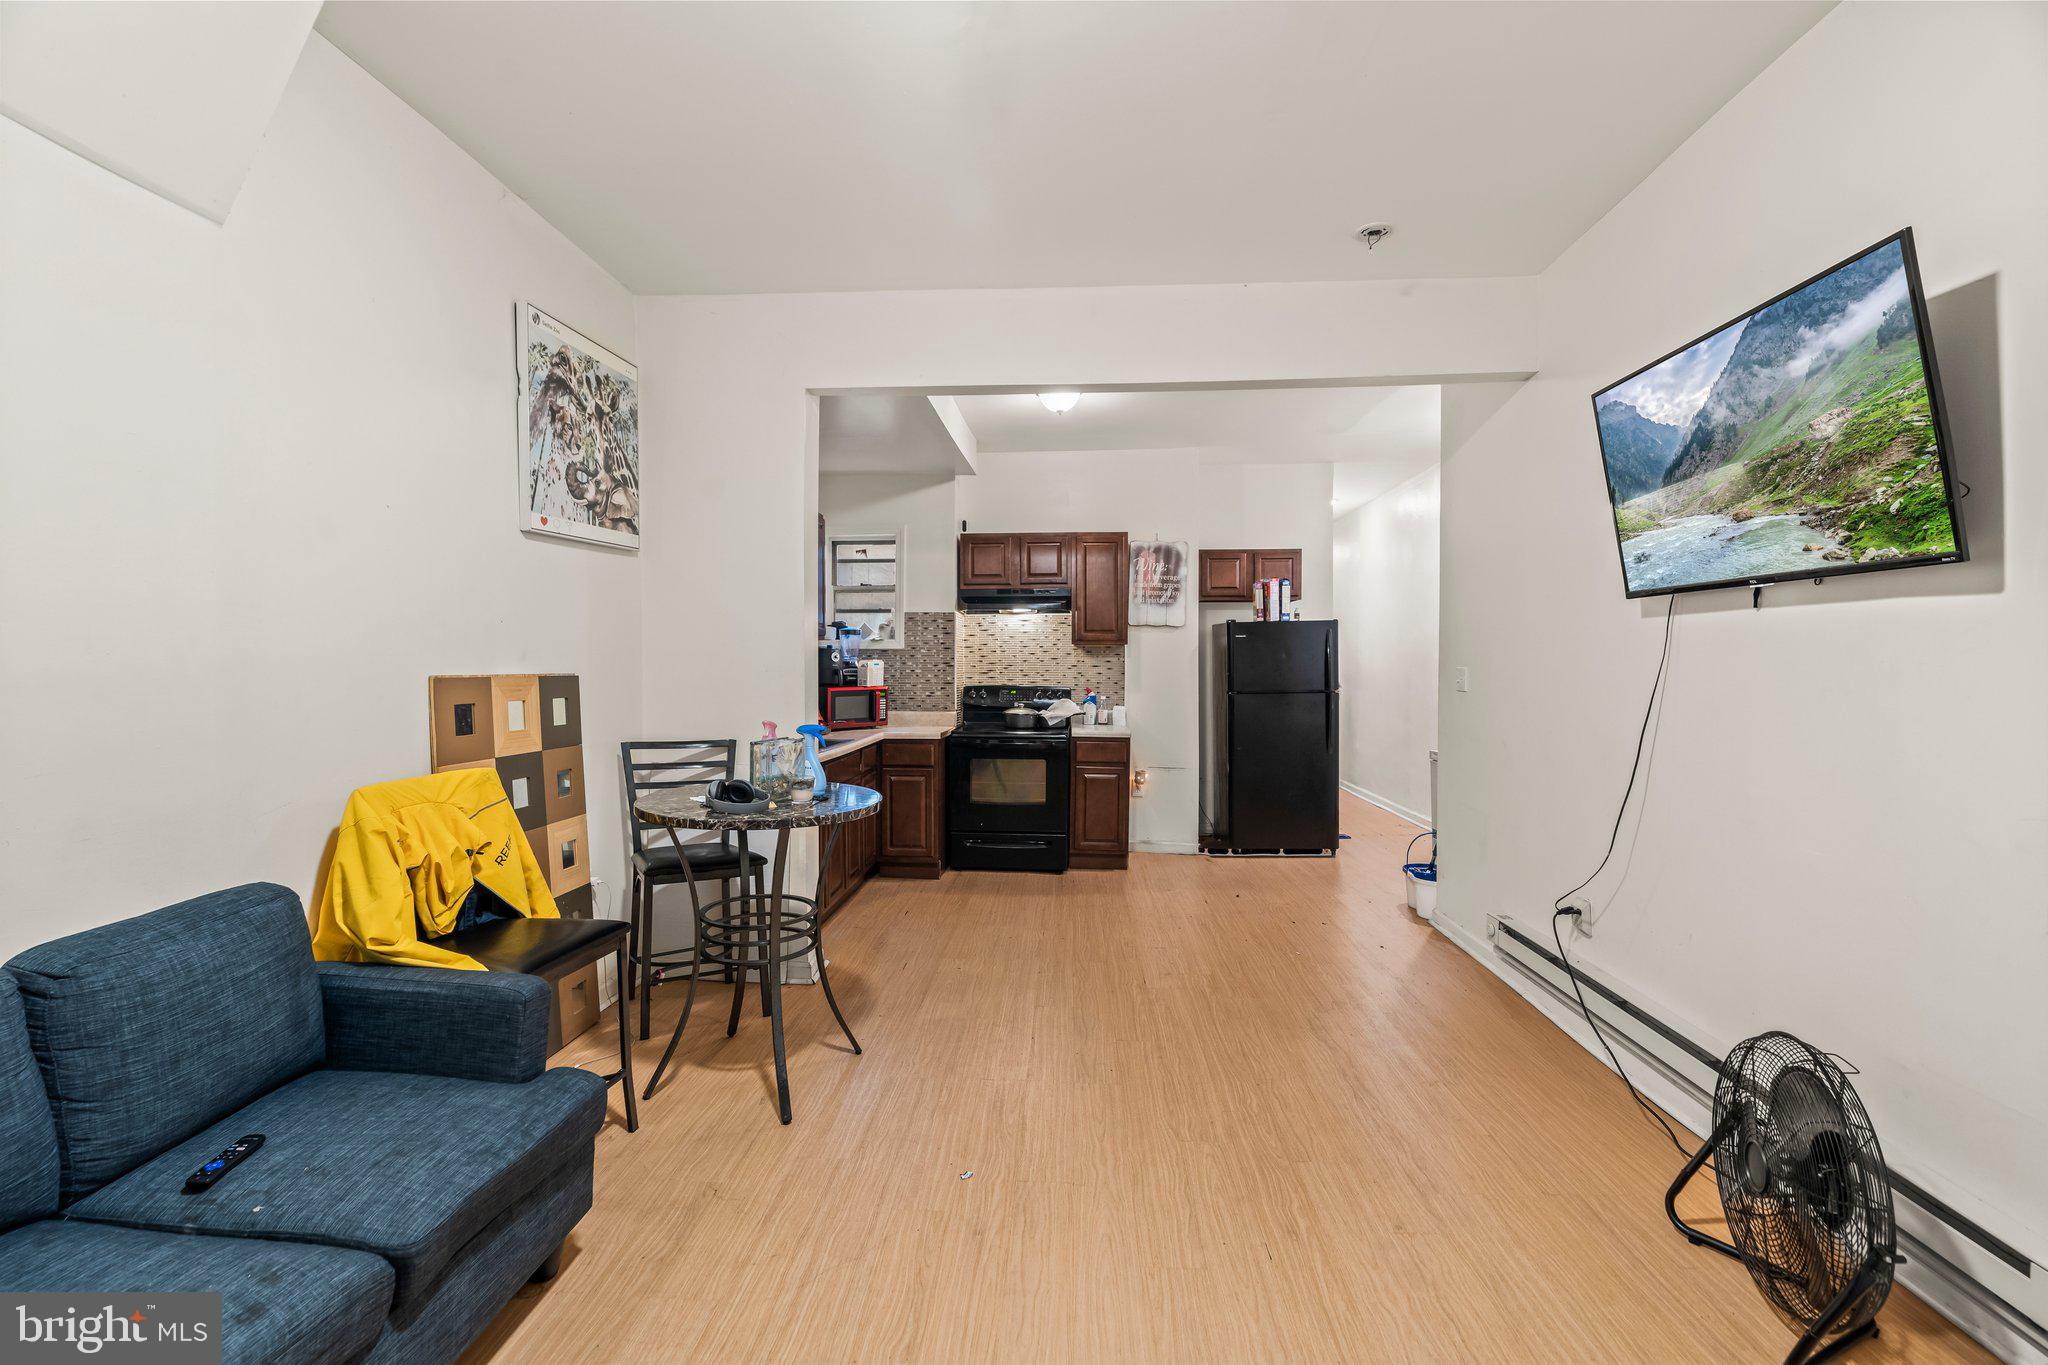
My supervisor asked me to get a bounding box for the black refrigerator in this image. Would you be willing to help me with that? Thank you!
[1212,619,1340,853]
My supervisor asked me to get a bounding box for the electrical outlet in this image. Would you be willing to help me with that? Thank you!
[1454,666,1470,693]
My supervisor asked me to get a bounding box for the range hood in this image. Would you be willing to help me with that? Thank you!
[958,586,1072,614]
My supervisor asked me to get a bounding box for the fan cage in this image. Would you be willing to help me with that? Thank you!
[1711,1032,1895,1340]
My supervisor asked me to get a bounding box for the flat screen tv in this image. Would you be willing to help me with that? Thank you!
[1592,229,1965,598]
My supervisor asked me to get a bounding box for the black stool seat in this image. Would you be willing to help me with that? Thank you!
[440,916,627,977]
[635,841,768,879]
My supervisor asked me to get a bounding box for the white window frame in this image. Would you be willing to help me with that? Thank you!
[825,526,906,650]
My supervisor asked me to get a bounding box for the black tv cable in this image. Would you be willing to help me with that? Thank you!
[1548,595,1700,1165]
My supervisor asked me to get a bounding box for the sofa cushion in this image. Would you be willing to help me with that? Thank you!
[67,1066,605,1327]
[0,1219,392,1365]
[0,975,59,1231]
[6,883,327,1201]
[362,1157,593,1365]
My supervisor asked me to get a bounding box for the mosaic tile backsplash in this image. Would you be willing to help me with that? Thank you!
[880,611,957,711]
[956,612,1126,707]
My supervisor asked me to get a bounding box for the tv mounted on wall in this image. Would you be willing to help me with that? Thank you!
[1591,229,1966,598]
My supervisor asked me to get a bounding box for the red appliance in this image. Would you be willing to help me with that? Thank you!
[822,685,888,731]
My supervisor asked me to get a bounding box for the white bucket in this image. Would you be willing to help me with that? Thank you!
[1406,870,1437,920]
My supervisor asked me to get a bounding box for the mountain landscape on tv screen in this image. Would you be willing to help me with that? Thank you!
[1596,239,1958,594]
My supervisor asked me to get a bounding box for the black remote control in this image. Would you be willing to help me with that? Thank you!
[182,1134,264,1194]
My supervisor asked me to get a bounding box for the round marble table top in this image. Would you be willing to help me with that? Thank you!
[634,782,880,832]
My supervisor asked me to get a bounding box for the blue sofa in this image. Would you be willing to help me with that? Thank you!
[0,883,606,1364]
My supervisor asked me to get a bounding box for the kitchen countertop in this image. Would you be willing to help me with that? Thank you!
[817,712,955,759]
[820,716,1128,757]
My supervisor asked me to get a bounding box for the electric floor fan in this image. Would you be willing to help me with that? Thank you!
[1667,1031,1898,1364]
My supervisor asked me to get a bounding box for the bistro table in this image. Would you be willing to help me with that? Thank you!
[634,781,879,1124]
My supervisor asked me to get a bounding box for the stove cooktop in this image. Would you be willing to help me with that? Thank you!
[955,684,1075,737]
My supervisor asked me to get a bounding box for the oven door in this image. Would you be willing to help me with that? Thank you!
[946,734,1069,835]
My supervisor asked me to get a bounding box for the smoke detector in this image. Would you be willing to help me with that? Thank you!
[1356,222,1393,249]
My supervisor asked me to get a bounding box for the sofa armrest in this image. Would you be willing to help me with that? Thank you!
[317,963,549,1084]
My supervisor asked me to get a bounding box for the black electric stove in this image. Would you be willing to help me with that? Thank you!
[947,686,1072,872]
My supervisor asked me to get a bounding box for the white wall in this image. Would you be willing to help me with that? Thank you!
[1333,465,1440,825]
[818,472,957,613]
[635,276,1539,888]
[0,34,642,953]
[1197,463,1336,607]
[1439,1,2048,1256]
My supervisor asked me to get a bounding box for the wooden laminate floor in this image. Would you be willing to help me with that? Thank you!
[478,794,1988,1364]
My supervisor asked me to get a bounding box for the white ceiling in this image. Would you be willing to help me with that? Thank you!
[949,383,1440,515]
[954,385,1426,453]
[315,1,1830,294]
[1,1,318,221]
[819,395,976,475]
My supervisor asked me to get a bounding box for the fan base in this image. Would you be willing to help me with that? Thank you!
[1666,1108,1885,1365]
[1796,1320,1876,1365]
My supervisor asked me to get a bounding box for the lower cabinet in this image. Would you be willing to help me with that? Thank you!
[822,737,946,914]
[1070,735,1131,869]
[878,739,944,878]
[822,745,881,914]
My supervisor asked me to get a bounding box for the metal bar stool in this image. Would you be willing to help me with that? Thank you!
[619,740,769,1041]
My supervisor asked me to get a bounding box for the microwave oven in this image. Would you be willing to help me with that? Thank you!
[821,685,888,731]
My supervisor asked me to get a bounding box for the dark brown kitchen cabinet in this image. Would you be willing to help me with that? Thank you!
[1017,535,1072,587]
[878,739,944,877]
[822,745,881,914]
[1070,532,1128,645]
[957,534,1018,589]
[822,737,945,913]
[1251,550,1303,596]
[1199,547,1303,602]
[1070,735,1131,869]
[956,530,1126,645]
[1200,550,1252,601]
[958,532,1070,589]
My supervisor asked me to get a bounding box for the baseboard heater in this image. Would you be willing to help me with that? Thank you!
[1488,914,2048,1358]
[1202,846,1334,858]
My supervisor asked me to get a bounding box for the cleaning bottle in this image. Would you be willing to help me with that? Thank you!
[796,723,830,802]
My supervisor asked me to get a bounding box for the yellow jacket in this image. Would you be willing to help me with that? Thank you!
[312,769,558,971]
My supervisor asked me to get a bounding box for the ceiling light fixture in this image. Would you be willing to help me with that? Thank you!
[1356,222,1393,250]
[1037,391,1081,414]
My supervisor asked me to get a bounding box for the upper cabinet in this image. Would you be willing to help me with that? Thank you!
[1017,534,1072,587]
[956,531,1127,645]
[1199,547,1303,602]
[1070,532,1128,645]
[957,533,1018,588]
[1200,550,1251,601]
[1251,549,1303,594]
